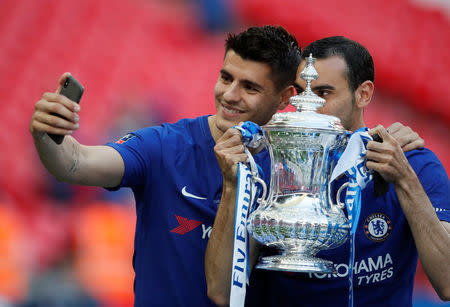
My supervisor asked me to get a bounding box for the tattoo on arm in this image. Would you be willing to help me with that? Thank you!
[69,143,80,174]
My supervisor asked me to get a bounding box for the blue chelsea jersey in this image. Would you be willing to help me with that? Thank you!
[107,116,220,306]
[106,115,271,307]
[245,148,450,307]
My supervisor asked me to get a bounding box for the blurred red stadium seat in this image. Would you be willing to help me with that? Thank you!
[72,202,135,307]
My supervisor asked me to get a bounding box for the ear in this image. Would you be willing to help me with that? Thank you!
[277,85,295,110]
[355,80,374,109]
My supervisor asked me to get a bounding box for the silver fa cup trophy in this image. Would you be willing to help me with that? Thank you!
[247,54,351,273]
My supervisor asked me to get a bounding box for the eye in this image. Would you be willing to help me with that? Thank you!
[244,84,258,92]
[316,90,330,98]
[242,81,261,93]
[220,73,232,83]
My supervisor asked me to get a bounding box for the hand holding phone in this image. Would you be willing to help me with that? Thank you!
[48,75,84,144]
[371,133,389,197]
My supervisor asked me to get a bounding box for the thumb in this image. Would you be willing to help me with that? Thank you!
[55,72,72,94]
[375,125,392,142]
[368,124,383,137]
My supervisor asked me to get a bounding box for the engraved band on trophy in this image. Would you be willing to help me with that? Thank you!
[247,54,351,273]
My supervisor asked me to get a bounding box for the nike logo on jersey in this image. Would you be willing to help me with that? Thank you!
[181,186,206,200]
[170,215,202,235]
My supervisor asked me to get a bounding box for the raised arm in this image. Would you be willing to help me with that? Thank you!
[30,73,124,188]
[366,125,450,301]
[205,127,259,306]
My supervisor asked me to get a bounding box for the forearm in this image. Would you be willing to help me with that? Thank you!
[33,132,84,183]
[33,132,124,187]
[394,171,450,300]
[206,180,240,305]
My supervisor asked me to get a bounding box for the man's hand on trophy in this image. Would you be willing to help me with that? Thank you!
[366,125,417,185]
[383,122,424,152]
[214,125,248,184]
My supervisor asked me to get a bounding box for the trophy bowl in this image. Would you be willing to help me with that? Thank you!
[247,55,350,273]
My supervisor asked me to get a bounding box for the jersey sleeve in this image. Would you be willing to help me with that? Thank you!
[105,127,163,189]
[412,149,450,222]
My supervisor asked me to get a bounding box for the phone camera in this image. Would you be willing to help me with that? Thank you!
[64,79,69,88]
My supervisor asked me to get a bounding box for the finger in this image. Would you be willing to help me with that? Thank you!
[228,122,246,137]
[385,122,404,135]
[366,160,384,172]
[230,126,244,137]
[368,124,383,137]
[233,153,250,164]
[388,124,412,138]
[216,144,246,156]
[217,130,243,148]
[402,139,425,152]
[222,152,248,162]
[220,126,242,139]
[390,131,415,148]
[366,140,384,152]
[41,92,81,114]
[217,152,248,176]
[374,125,393,142]
[389,127,414,140]
[216,136,243,151]
[34,110,79,130]
[367,125,388,152]
[365,160,393,182]
[56,72,72,94]
[37,98,80,124]
[214,138,244,156]
[230,126,246,139]
[219,154,248,177]
[366,149,391,163]
[388,123,413,145]
[31,120,75,136]
[397,132,424,151]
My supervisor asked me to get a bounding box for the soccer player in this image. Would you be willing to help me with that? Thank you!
[205,36,450,306]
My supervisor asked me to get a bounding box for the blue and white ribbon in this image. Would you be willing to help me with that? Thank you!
[330,127,373,307]
[230,122,265,307]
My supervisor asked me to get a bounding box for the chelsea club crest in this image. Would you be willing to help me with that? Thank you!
[364,213,392,242]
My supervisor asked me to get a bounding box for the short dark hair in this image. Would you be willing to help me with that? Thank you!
[225,25,301,91]
[302,36,374,92]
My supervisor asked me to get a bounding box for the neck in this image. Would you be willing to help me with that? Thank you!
[349,120,366,132]
[347,108,366,132]
[208,115,223,143]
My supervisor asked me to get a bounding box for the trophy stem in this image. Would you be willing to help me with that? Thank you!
[255,249,335,273]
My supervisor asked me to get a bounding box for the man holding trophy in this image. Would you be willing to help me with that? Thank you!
[29,25,303,306]
[205,36,450,306]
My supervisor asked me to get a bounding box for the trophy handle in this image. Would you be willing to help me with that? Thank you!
[328,181,348,211]
[252,176,268,209]
[249,135,272,213]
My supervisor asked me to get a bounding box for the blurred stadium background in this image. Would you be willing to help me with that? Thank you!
[0,0,448,306]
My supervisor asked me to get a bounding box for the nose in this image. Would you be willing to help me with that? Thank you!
[223,82,241,103]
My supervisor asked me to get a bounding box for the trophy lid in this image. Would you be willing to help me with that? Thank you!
[266,111,345,131]
[264,54,346,132]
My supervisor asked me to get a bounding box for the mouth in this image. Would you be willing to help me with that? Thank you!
[221,104,244,116]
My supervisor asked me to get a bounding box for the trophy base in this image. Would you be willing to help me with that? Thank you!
[255,254,334,273]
